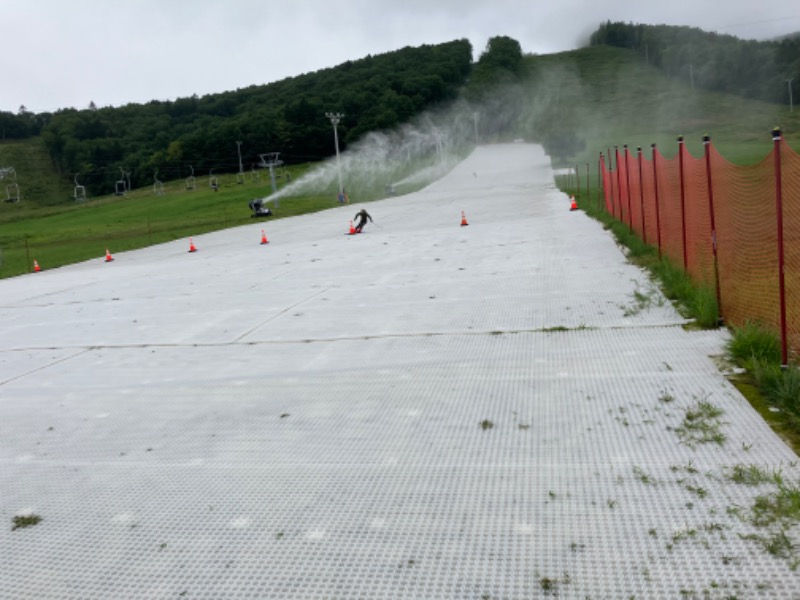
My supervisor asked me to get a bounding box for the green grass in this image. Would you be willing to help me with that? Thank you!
[725,323,800,439]
[728,322,782,367]
[0,138,73,205]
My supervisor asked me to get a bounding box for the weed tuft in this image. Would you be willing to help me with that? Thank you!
[727,464,783,487]
[675,396,726,448]
[12,514,41,531]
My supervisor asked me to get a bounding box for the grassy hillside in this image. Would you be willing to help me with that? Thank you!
[523,46,800,163]
[0,138,73,205]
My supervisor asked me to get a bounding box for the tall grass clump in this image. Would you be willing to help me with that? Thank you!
[727,321,800,432]
[688,285,720,329]
[727,322,782,368]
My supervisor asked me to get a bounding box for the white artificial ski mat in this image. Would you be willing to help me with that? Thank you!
[2,144,799,598]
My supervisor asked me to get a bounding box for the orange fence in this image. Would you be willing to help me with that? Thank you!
[600,130,800,364]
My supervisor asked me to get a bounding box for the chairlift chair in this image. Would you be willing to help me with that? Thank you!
[6,182,20,202]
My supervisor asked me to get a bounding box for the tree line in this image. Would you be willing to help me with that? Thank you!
[2,39,473,196]
[589,21,800,105]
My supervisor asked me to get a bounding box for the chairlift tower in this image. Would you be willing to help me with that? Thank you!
[258,152,283,208]
[73,173,86,202]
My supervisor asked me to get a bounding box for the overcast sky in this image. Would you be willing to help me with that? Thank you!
[2,0,798,114]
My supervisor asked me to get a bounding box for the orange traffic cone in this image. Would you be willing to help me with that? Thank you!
[260,230,269,245]
[33,259,41,272]
[460,211,469,227]
[569,196,578,211]
[188,237,197,253]
[104,248,115,262]
[348,220,356,235]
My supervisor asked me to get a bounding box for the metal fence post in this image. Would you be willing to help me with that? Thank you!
[615,146,623,222]
[651,143,663,260]
[703,134,723,324]
[773,127,788,366]
[598,153,603,211]
[624,145,633,231]
[638,147,646,244]
[677,135,688,271]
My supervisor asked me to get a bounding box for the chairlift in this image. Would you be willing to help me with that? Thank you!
[209,169,219,191]
[6,182,20,203]
[73,173,86,202]
[186,165,196,190]
[115,167,127,196]
[1,167,19,202]
[250,164,260,182]
[153,169,164,196]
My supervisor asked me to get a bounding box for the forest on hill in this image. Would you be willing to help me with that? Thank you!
[1,40,474,196]
[590,21,800,105]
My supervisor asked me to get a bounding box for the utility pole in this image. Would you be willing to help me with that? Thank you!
[325,112,344,202]
[788,78,795,112]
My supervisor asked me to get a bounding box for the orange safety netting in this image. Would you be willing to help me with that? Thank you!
[601,136,800,360]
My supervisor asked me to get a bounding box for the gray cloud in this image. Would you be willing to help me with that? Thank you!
[2,0,798,113]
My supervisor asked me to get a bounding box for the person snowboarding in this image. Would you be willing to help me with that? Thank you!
[353,208,373,233]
